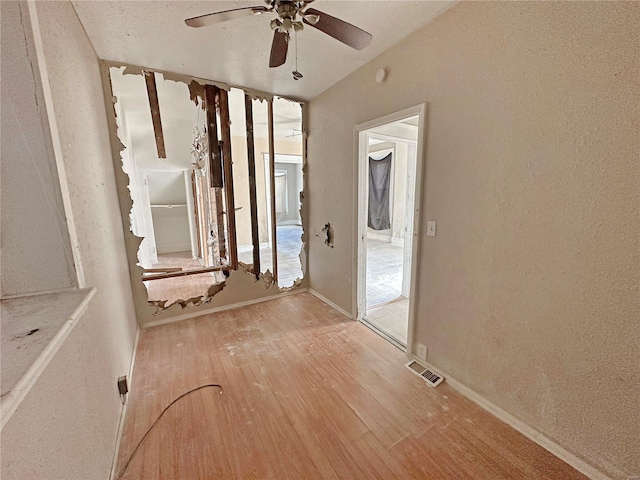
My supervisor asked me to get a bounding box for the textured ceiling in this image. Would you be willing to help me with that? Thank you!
[73,1,453,101]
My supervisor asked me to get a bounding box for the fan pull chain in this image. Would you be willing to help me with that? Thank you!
[292,29,303,80]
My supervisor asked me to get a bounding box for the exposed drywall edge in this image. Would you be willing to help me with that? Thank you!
[108,325,140,480]
[99,60,147,324]
[308,289,352,319]
[104,60,305,104]
[142,288,309,329]
[408,354,614,480]
[26,0,85,288]
[0,287,97,430]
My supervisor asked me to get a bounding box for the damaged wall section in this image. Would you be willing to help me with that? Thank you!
[101,62,308,326]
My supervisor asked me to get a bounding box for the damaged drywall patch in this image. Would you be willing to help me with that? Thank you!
[149,281,226,315]
[322,222,335,248]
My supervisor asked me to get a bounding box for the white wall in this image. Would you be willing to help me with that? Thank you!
[147,171,191,254]
[0,0,77,297]
[1,2,139,478]
[307,2,639,478]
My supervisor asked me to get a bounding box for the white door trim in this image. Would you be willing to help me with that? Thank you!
[353,103,427,357]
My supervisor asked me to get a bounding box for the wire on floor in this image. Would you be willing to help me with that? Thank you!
[115,383,223,479]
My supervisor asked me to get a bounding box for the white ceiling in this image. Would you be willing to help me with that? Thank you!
[73,1,453,101]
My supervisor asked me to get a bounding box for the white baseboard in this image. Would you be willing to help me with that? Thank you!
[156,244,192,255]
[109,325,140,480]
[408,355,612,480]
[142,288,308,329]
[308,289,353,319]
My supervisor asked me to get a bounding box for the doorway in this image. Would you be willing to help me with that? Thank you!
[355,105,426,351]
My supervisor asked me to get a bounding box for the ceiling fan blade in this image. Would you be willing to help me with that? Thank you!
[185,6,269,28]
[269,31,289,68]
[302,8,372,50]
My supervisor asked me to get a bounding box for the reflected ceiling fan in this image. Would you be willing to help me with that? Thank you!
[185,1,372,72]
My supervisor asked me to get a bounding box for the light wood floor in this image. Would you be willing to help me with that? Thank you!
[366,297,410,345]
[144,251,224,305]
[116,293,587,480]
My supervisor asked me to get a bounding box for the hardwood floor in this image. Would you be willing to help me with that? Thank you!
[144,251,224,305]
[115,293,587,480]
[366,297,410,345]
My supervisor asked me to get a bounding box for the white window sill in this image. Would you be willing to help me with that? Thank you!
[1,287,96,429]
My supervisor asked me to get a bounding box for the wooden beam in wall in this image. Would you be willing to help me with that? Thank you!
[267,99,278,283]
[143,71,166,159]
[191,171,202,259]
[204,85,223,188]
[214,186,226,259]
[218,88,238,269]
[142,265,227,282]
[244,94,260,279]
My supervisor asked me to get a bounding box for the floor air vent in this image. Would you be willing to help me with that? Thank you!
[405,360,444,387]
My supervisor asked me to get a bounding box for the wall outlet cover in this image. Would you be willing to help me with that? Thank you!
[417,343,427,360]
[426,221,436,237]
[117,375,128,396]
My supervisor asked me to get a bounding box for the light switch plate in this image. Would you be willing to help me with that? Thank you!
[427,221,436,237]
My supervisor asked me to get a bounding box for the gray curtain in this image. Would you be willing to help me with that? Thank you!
[368,153,392,230]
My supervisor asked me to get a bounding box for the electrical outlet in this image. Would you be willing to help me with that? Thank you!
[117,376,128,396]
[416,343,427,361]
[426,221,436,237]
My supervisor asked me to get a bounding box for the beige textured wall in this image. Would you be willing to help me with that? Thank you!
[1,2,138,478]
[307,2,639,477]
[0,0,77,297]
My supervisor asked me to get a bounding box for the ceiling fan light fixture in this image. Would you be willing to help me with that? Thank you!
[303,13,319,25]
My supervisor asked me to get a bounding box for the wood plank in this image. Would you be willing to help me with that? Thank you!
[142,265,227,282]
[267,99,278,282]
[143,267,182,273]
[143,71,166,159]
[116,293,589,480]
[204,85,223,188]
[218,88,238,269]
[190,171,202,259]
[214,187,226,259]
[244,94,260,279]
[195,174,210,266]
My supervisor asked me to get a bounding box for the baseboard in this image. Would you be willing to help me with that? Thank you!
[109,325,140,480]
[156,244,192,255]
[142,288,309,329]
[408,355,612,480]
[308,289,353,319]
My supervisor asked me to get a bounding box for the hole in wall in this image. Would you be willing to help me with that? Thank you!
[108,66,306,311]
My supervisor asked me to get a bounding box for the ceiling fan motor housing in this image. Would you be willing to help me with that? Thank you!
[269,1,307,33]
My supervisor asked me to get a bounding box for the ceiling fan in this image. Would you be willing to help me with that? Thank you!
[185,1,372,70]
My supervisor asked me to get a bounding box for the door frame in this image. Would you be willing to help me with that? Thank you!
[353,103,426,357]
